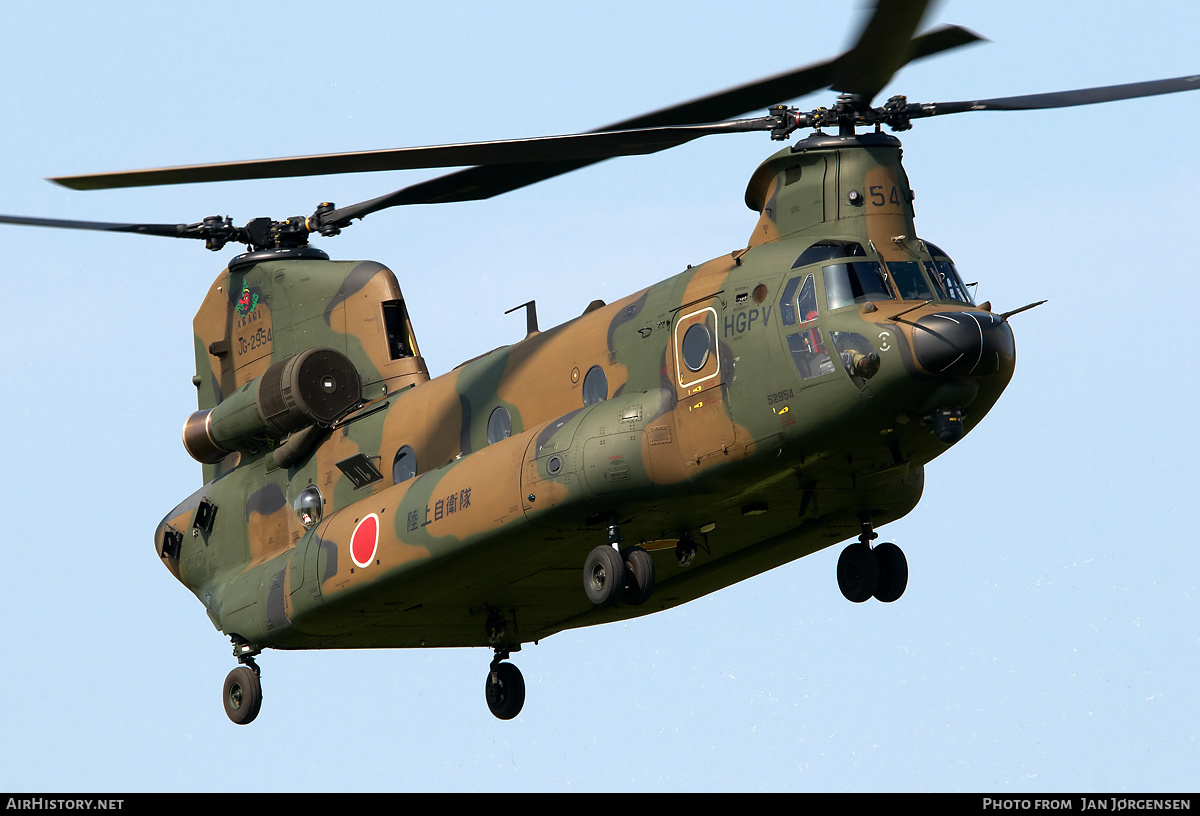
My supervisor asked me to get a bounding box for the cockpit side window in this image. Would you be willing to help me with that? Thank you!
[924,260,973,304]
[780,273,820,328]
[787,330,835,380]
[779,276,801,326]
[778,273,833,381]
[923,242,974,305]
[796,275,818,324]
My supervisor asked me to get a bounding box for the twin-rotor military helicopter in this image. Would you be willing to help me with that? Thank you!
[4,0,1197,724]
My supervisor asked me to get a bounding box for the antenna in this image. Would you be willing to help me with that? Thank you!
[504,300,539,337]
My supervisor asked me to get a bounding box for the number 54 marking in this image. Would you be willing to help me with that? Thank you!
[869,185,902,207]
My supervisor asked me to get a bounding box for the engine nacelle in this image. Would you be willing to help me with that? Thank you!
[182,347,361,463]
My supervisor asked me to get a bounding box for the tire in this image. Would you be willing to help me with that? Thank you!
[622,546,656,605]
[485,662,525,720]
[583,545,625,606]
[837,542,879,603]
[872,542,908,603]
[223,666,262,725]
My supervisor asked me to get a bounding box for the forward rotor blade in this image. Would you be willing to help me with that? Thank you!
[51,119,774,191]
[831,0,937,102]
[0,213,195,238]
[323,24,981,223]
[51,9,981,194]
[592,24,979,132]
[39,0,984,238]
[919,74,1200,115]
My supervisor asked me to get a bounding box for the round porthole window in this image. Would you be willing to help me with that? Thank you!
[681,323,711,372]
[582,365,608,406]
[487,406,512,445]
[293,486,324,528]
[393,445,417,484]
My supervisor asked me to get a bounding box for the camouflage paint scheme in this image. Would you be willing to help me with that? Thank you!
[156,132,1015,654]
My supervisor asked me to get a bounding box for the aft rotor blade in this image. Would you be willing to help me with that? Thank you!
[919,74,1200,115]
[0,213,196,238]
[51,120,775,191]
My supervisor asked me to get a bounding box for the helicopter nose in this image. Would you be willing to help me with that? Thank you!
[911,311,1015,377]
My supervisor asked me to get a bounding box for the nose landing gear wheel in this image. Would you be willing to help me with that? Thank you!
[485,661,525,720]
[223,665,262,725]
[584,544,625,606]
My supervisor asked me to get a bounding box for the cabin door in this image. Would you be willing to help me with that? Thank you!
[671,302,735,470]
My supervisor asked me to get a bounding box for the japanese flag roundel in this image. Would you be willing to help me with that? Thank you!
[350,513,380,568]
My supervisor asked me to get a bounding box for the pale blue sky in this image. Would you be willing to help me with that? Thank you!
[0,0,1196,792]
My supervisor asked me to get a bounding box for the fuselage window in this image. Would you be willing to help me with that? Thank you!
[381,300,414,360]
[487,406,512,445]
[582,365,608,406]
[681,323,712,372]
[393,445,417,484]
[293,486,324,528]
[823,261,895,311]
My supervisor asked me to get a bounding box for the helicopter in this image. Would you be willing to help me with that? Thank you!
[2,0,1197,727]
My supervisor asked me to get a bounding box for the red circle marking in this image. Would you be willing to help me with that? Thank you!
[350,513,379,568]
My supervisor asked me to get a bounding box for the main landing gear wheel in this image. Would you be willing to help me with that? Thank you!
[836,521,909,604]
[485,661,525,720]
[584,544,625,606]
[872,541,908,603]
[837,542,879,603]
[223,665,262,725]
[622,545,656,605]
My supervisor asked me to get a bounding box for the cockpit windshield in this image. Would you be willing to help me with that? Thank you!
[885,261,934,301]
[823,261,895,310]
